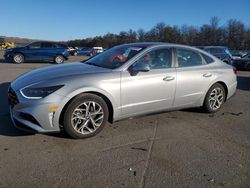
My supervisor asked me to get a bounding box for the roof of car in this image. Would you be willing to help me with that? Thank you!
[200,46,227,49]
[118,42,210,51]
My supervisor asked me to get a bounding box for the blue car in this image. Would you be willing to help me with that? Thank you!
[75,47,93,56]
[4,41,69,64]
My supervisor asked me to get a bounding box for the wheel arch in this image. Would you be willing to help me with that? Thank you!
[13,52,25,59]
[59,91,114,129]
[54,54,66,59]
[216,81,228,101]
[203,81,229,105]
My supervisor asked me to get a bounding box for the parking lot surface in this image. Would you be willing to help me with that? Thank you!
[0,51,249,187]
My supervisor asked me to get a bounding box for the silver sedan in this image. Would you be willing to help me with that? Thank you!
[9,43,237,138]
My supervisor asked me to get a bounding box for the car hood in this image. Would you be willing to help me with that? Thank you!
[11,62,111,90]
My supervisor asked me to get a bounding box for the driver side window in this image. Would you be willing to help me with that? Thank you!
[133,48,172,70]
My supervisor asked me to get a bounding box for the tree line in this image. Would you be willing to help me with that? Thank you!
[67,17,250,50]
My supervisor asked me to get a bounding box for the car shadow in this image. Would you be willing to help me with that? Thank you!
[237,76,250,91]
[0,82,32,136]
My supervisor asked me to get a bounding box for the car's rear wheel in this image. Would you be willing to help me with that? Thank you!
[13,53,24,64]
[222,59,229,64]
[54,55,65,64]
[203,83,225,113]
[63,94,109,139]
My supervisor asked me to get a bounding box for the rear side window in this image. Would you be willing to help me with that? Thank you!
[210,48,224,54]
[177,48,203,67]
[202,54,214,64]
[56,43,68,48]
[42,42,54,48]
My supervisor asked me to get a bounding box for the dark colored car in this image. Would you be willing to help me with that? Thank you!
[75,47,93,56]
[233,53,250,71]
[4,41,69,64]
[197,46,233,64]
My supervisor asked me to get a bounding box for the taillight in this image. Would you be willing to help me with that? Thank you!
[233,67,237,75]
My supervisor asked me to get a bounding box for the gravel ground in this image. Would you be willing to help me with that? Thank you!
[0,50,249,187]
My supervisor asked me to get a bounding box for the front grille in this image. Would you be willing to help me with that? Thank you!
[8,87,19,107]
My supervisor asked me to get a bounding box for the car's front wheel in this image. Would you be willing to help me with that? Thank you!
[203,83,225,113]
[54,55,65,64]
[63,93,109,139]
[13,53,24,63]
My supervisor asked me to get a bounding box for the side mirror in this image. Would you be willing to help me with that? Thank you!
[129,62,150,76]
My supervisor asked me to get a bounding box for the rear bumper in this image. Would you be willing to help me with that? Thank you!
[227,81,237,100]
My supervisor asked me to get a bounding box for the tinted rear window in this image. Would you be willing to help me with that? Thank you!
[42,42,54,48]
[210,48,224,54]
[55,43,68,48]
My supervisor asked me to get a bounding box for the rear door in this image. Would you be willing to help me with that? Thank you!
[40,42,56,61]
[174,47,212,108]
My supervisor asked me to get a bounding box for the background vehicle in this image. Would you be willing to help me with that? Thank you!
[75,47,104,56]
[9,43,237,139]
[67,46,79,56]
[92,47,103,55]
[233,53,250,70]
[4,41,69,64]
[75,47,93,56]
[198,46,233,64]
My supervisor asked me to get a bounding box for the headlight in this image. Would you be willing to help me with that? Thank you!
[20,85,64,99]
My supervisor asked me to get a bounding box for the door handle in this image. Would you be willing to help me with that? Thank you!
[163,76,175,81]
[203,73,212,77]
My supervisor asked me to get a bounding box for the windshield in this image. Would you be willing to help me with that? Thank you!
[84,45,146,69]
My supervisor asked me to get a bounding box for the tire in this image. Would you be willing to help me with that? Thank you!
[54,55,65,64]
[13,53,24,64]
[222,59,229,64]
[74,52,78,56]
[203,83,225,113]
[63,93,109,139]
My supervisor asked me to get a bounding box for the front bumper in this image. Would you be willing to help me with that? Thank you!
[4,53,13,60]
[8,86,64,133]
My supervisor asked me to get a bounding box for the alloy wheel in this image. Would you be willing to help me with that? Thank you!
[208,87,224,110]
[71,101,104,135]
[14,54,23,63]
[55,56,64,63]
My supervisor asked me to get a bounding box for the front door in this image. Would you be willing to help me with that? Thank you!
[121,47,176,118]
